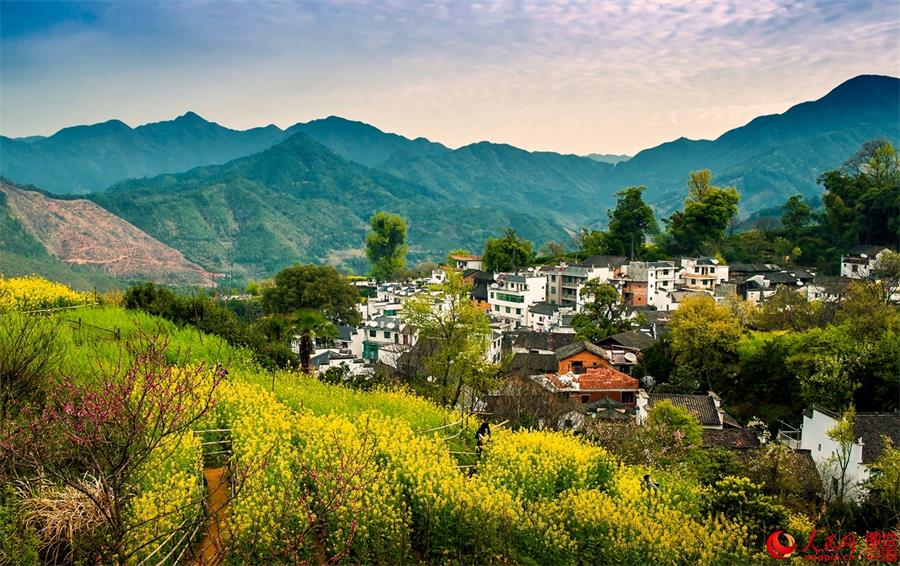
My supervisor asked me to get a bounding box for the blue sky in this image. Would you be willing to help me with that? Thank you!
[1,0,898,154]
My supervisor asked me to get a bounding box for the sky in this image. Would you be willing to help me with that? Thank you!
[1,1,898,155]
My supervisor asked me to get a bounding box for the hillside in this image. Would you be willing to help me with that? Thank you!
[91,134,563,278]
[610,74,900,214]
[0,181,220,286]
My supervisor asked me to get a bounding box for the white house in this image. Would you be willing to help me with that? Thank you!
[840,245,891,279]
[679,257,730,291]
[797,405,900,502]
[450,254,484,271]
[488,271,547,328]
[361,315,416,363]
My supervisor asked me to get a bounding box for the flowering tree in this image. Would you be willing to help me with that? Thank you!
[1,333,225,563]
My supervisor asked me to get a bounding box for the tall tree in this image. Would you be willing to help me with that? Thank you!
[577,229,607,257]
[483,228,535,273]
[820,140,900,249]
[403,271,500,407]
[780,195,813,237]
[572,280,632,341]
[668,294,742,392]
[665,169,740,256]
[262,264,361,372]
[365,211,408,282]
[605,186,658,259]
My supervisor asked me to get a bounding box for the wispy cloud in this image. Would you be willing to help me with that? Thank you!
[1,0,897,154]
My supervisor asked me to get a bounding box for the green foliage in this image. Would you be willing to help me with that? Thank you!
[402,271,499,407]
[668,294,742,393]
[572,280,631,341]
[605,186,658,259]
[645,400,703,447]
[261,264,361,326]
[365,211,408,282]
[0,486,39,566]
[861,439,900,528]
[123,282,296,370]
[781,195,813,237]
[482,228,536,272]
[665,170,740,256]
[576,229,607,257]
[754,287,827,331]
[701,476,789,543]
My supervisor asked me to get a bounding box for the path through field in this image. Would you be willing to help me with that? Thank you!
[196,467,229,565]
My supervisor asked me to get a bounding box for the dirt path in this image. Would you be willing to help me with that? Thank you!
[196,467,229,565]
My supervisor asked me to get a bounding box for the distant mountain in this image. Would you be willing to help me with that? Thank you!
[609,74,900,214]
[91,134,563,279]
[380,142,617,228]
[287,116,450,167]
[0,180,219,286]
[585,153,630,164]
[0,112,285,194]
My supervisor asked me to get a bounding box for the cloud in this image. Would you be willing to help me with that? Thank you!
[1,0,897,154]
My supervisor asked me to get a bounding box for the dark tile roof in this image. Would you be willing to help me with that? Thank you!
[471,281,490,301]
[582,255,628,268]
[463,269,494,282]
[702,429,760,450]
[529,301,559,316]
[847,245,891,257]
[765,271,805,285]
[509,352,558,374]
[812,275,853,294]
[855,412,900,464]
[649,393,721,427]
[508,331,576,352]
[555,340,608,361]
[729,263,781,274]
[599,330,657,351]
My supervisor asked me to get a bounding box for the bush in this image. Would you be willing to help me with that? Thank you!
[0,486,40,566]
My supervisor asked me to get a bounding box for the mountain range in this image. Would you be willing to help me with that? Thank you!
[0,74,897,286]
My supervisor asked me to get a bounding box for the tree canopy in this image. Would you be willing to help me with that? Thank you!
[665,169,740,256]
[261,264,361,327]
[365,211,409,282]
[605,186,658,259]
[572,280,632,341]
[483,228,535,272]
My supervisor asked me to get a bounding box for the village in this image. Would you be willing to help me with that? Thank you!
[300,246,900,505]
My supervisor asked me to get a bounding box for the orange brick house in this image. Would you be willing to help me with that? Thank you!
[532,366,639,406]
[554,341,611,374]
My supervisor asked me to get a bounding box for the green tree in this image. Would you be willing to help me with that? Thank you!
[754,287,826,332]
[781,195,813,237]
[605,186,658,259]
[835,280,899,339]
[862,439,900,527]
[577,229,607,257]
[668,294,742,392]
[644,399,703,446]
[261,264,361,372]
[403,271,500,407]
[665,170,740,256]
[824,407,857,503]
[483,228,535,273]
[571,280,631,341]
[365,211,408,282]
[820,140,900,249]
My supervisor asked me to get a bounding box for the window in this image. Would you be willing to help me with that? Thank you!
[571,361,584,374]
[515,308,521,315]
[369,330,376,338]
[505,306,510,314]
[551,274,557,282]
[580,394,589,404]
[496,292,525,303]
[852,264,858,273]
[550,286,556,293]
[384,331,390,339]
[622,391,635,403]
[494,305,500,311]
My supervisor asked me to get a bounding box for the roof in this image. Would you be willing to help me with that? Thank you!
[649,393,721,427]
[555,340,608,361]
[462,269,494,282]
[510,352,558,374]
[702,429,760,450]
[452,254,483,261]
[729,263,781,274]
[508,331,576,353]
[546,367,639,391]
[529,301,559,316]
[855,412,900,464]
[582,255,628,268]
[471,281,490,301]
[599,330,657,351]
[847,245,890,257]
[765,271,805,285]
[812,275,853,294]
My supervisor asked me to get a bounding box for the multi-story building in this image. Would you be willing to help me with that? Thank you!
[487,272,547,328]
[614,261,677,308]
[541,263,609,311]
[678,257,730,291]
[360,315,416,362]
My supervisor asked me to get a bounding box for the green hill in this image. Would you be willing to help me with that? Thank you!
[91,133,563,279]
